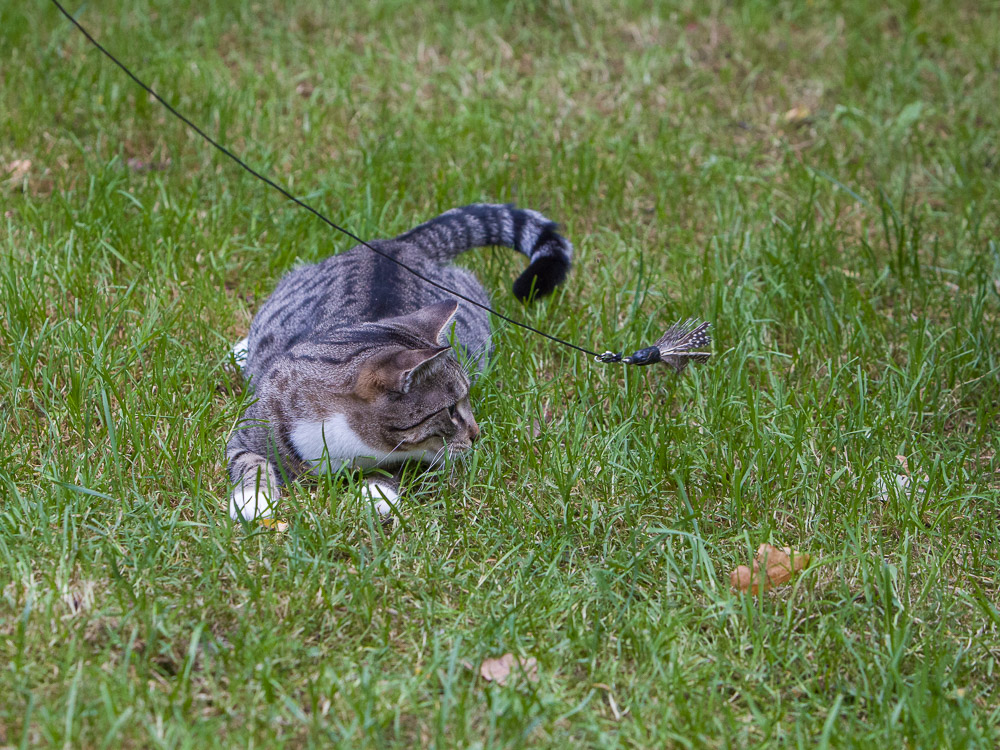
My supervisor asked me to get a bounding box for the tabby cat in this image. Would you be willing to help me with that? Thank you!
[228,203,573,521]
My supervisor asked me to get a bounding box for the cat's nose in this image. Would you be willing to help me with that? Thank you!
[468,417,480,443]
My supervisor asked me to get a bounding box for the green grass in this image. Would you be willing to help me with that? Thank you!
[2,0,999,746]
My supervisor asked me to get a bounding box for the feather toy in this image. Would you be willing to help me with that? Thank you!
[597,319,712,372]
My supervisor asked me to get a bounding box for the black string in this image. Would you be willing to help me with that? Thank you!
[48,0,608,360]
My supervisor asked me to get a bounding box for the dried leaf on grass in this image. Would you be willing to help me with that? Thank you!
[730,543,810,595]
[478,653,538,685]
[127,157,172,173]
[783,106,812,124]
[258,518,289,532]
[3,158,32,188]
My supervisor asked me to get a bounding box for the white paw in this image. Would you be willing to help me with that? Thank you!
[231,337,249,369]
[229,483,275,521]
[873,472,927,503]
[361,483,399,518]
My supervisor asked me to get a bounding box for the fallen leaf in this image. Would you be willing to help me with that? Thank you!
[258,518,289,532]
[296,81,315,98]
[784,106,812,124]
[479,653,538,685]
[730,565,755,592]
[3,158,31,188]
[730,543,810,595]
[126,157,172,173]
[758,544,800,587]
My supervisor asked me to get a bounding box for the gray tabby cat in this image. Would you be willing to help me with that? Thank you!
[228,203,573,521]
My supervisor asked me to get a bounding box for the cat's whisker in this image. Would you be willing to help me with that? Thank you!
[432,445,448,469]
[375,438,408,467]
[464,339,491,369]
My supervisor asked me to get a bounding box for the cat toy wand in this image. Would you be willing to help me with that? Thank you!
[48,0,712,373]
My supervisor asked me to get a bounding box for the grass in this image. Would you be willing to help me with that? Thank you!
[2,0,999,746]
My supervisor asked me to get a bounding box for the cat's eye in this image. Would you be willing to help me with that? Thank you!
[447,404,458,420]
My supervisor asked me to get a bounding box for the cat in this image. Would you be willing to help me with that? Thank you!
[227,203,573,521]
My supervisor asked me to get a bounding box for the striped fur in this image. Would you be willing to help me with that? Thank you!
[227,204,572,520]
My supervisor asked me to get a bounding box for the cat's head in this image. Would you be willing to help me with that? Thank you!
[350,300,479,462]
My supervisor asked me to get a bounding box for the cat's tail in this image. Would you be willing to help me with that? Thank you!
[396,203,572,301]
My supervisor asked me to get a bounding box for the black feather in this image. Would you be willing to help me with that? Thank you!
[654,319,712,373]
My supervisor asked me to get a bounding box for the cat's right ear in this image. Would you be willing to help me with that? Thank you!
[408,300,460,345]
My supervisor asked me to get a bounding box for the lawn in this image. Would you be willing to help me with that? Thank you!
[1,0,999,747]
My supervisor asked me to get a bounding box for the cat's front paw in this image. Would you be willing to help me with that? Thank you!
[229,484,276,521]
[361,482,400,518]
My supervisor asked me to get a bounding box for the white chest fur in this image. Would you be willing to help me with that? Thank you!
[290,414,434,473]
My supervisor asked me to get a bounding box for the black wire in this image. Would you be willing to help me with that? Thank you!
[48,0,606,360]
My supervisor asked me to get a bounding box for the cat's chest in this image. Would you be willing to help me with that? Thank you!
[289,414,431,473]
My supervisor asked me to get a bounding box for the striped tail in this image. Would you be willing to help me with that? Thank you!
[396,203,573,301]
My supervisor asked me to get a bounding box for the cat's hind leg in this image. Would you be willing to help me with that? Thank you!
[230,336,250,371]
[228,444,281,521]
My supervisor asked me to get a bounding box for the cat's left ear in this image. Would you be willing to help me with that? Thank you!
[408,300,460,345]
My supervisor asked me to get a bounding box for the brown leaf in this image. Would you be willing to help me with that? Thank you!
[759,544,795,587]
[730,543,810,595]
[730,565,756,593]
[783,106,812,124]
[296,81,315,98]
[3,158,31,188]
[258,518,289,532]
[479,653,538,685]
[127,157,172,173]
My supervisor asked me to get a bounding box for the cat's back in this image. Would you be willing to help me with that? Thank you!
[245,238,490,378]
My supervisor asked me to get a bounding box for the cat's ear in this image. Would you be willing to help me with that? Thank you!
[408,300,460,345]
[397,346,451,393]
[359,346,451,396]
[389,347,451,394]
